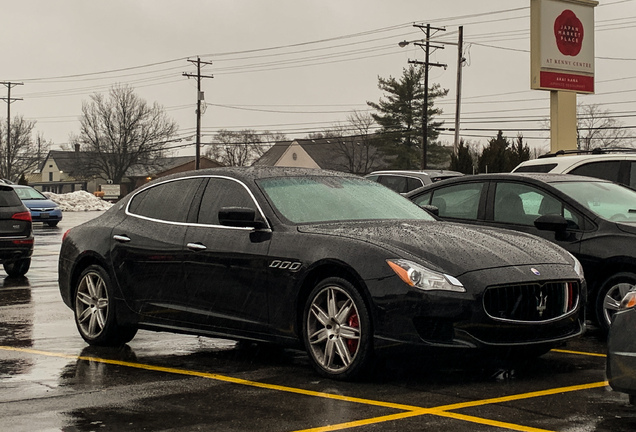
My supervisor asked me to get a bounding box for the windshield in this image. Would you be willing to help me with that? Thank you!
[14,187,47,200]
[552,181,636,223]
[258,176,435,224]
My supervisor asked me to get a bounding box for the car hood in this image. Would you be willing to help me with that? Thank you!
[22,199,58,209]
[297,220,572,276]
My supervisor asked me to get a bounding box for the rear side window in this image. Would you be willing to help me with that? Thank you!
[0,187,23,207]
[513,163,558,173]
[630,162,636,190]
[128,178,204,223]
[430,183,484,220]
[569,161,621,183]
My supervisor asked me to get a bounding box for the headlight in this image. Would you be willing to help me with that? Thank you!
[387,259,465,293]
[619,289,636,311]
[567,252,584,279]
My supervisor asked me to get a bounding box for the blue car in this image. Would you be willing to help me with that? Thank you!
[13,185,63,227]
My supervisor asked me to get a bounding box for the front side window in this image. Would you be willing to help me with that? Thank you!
[494,182,580,228]
[128,178,204,223]
[259,176,433,224]
[197,178,259,225]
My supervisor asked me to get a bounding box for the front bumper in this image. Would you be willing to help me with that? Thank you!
[368,263,586,353]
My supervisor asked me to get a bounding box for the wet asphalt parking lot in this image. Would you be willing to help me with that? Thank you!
[1,211,636,431]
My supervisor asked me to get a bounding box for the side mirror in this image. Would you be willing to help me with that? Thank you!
[219,207,268,229]
[420,204,439,217]
[534,214,568,232]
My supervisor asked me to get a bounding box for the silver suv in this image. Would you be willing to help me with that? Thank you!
[365,170,464,194]
[512,149,636,190]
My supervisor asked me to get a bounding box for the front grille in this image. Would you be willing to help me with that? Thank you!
[483,281,579,322]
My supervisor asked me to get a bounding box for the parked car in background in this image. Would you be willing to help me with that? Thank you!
[365,169,464,194]
[607,286,636,404]
[512,149,636,190]
[13,185,63,227]
[407,173,636,332]
[59,167,584,380]
[0,184,33,276]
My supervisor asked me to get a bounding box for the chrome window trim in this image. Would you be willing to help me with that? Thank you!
[125,174,272,231]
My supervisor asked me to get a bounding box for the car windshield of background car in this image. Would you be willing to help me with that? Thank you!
[15,187,47,200]
[552,181,636,223]
[258,176,435,224]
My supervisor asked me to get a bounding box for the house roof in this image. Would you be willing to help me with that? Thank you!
[254,138,372,171]
[253,141,292,166]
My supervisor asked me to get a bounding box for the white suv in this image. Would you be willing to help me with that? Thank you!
[512,151,636,190]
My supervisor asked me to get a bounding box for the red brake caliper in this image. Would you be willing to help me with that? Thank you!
[347,313,359,353]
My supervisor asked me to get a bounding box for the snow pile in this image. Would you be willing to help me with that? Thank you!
[44,191,114,212]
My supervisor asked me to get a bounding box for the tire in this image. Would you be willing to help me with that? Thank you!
[4,258,31,277]
[74,265,137,346]
[596,272,636,332]
[303,277,373,380]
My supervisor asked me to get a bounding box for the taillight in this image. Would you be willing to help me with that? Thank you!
[62,229,71,242]
[12,211,32,222]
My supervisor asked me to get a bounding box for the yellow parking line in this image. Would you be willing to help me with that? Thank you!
[0,346,420,411]
[0,345,608,432]
[551,348,607,358]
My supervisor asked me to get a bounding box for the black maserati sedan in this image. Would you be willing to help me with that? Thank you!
[406,173,636,333]
[59,167,585,380]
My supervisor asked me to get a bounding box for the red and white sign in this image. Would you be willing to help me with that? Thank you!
[531,0,596,93]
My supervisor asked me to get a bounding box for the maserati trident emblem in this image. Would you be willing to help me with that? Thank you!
[536,290,548,317]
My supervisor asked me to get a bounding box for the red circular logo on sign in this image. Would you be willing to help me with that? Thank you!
[554,9,584,56]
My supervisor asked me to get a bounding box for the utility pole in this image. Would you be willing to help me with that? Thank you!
[183,57,213,170]
[409,24,446,169]
[0,82,23,179]
[454,26,464,152]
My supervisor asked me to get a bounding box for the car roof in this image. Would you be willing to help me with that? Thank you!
[405,172,610,196]
[366,169,463,176]
[512,152,636,173]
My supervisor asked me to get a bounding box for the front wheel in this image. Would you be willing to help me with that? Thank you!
[4,258,31,277]
[303,277,373,380]
[596,272,636,332]
[74,265,137,346]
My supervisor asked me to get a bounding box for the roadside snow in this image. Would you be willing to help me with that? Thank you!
[43,190,114,212]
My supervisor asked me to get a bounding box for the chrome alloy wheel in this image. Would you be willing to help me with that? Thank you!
[75,270,109,339]
[306,285,361,373]
[603,282,634,327]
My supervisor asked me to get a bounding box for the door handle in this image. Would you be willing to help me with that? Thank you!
[113,234,131,243]
[187,242,207,251]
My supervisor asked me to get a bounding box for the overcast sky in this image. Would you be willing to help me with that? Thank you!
[1,0,635,155]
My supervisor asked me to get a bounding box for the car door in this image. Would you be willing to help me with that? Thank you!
[110,177,205,320]
[488,181,584,256]
[183,177,272,334]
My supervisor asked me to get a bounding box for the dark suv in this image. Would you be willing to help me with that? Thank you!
[0,185,34,276]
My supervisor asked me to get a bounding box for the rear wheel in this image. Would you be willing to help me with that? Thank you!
[596,272,636,332]
[74,265,137,346]
[303,277,373,380]
[4,258,31,277]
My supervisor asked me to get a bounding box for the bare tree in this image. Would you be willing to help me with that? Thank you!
[206,129,283,166]
[0,115,47,181]
[75,84,178,183]
[577,103,632,150]
[325,111,384,174]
